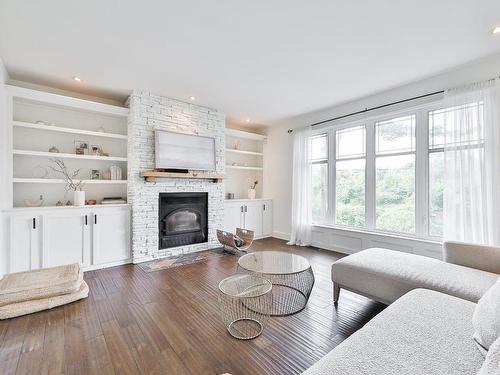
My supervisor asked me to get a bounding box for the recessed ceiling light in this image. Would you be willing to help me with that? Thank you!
[492,26,500,35]
[189,96,196,101]
[246,118,251,123]
[72,76,82,82]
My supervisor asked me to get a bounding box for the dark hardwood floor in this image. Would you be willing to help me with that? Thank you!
[0,238,385,375]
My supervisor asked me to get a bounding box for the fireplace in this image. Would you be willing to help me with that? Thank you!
[158,192,208,250]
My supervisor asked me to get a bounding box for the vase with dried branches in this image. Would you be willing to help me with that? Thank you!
[50,159,86,206]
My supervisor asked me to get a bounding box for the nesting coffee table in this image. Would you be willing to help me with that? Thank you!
[237,251,315,316]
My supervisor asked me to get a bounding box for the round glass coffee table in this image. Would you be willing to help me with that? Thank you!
[237,251,315,316]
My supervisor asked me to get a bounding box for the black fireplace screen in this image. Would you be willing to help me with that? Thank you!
[159,192,208,249]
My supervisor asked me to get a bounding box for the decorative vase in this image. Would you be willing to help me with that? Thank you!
[247,188,256,199]
[73,190,86,206]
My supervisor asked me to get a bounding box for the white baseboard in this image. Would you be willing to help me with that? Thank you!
[83,259,132,271]
[272,231,290,241]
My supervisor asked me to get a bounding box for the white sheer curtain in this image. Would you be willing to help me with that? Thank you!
[443,79,500,246]
[287,126,313,246]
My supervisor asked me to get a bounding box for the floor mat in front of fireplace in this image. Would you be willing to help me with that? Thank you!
[138,248,245,272]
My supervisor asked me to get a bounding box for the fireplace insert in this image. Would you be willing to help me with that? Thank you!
[158,192,208,249]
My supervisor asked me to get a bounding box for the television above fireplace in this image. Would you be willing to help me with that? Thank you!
[155,130,216,171]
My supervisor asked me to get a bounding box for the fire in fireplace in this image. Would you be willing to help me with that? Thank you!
[158,192,208,249]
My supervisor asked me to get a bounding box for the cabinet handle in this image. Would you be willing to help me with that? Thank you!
[32,218,36,229]
[85,215,88,225]
[241,206,244,213]
[263,204,266,211]
[244,205,247,213]
[94,215,97,225]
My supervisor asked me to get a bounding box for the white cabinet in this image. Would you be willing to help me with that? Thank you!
[5,205,131,273]
[92,208,130,265]
[244,203,263,237]
[262,201,273,237]
[223,199,273,239]
[43,212,90,268]
[9,214,41,273]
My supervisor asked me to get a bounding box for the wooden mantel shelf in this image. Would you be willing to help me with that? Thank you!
[140,170,224,183]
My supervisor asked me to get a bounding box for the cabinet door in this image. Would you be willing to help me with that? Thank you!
[244,203,263,238]
[9,215,41,273]
[42,212,90,268]
[262,201,273,237]
[92,209,130,265]
[224,203,244,233]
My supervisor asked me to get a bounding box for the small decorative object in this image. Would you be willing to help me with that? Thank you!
[90,169,100,180]
[66,200,72,206]
[102,170,111,180]
[86,199,97,205]
[247,179,258,199]
[110,165,122,180]
[226,193,235,199]
[49,159,85,206]
[48,145,60,153]
[231,162,237,166]
[96,126,106,133]
[32,165,48,179]
[233,140,241,150]
[74,140,89,155]
[56,200,63,206]
[24,195,44,207]
[90,144,102,156]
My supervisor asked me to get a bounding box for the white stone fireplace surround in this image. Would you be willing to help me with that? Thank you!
[127,91,225,263]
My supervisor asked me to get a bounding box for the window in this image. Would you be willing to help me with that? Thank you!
[375,115,416,233]
[427,103,484,237]
[311,134,328,223]
[335,126,365,226]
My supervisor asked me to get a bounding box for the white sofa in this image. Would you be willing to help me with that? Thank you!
[302,241,500,375]
[332,242,500,304]
[303,288,484,375]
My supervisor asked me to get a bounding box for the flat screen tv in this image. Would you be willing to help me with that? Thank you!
[155,130,216,171]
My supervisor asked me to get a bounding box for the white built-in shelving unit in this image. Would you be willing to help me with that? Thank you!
[6,85,129,208]
[225,128,267,199]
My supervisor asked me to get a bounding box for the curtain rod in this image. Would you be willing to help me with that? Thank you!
[287,90,444,133]
[288,74,500,133]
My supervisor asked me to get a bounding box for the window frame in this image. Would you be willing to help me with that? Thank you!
[310,99,449,241]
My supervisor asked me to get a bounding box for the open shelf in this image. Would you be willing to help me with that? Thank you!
[13,121,128,140]
[13,178,127,184]
[13,149,127,162]
[226,128,267,141]
[225,148,263,156]
[226,165,263,171]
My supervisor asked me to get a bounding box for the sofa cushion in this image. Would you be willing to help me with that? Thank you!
[0,263,83,307]
[478,335,500,375]
[0,281,89,319]
[332,248,498,304]
[473,277,500,353]
[302,289,483,375]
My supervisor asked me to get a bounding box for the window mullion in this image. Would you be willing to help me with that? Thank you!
[415,108,429,238]
[365,122,375,229]
[328,128,336,225]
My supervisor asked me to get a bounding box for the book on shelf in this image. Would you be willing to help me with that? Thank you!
[101,197,127,205]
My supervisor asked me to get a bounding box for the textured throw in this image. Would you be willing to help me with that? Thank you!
[0,281,89,319]
[0,263,83,306]
[473,277,500,353]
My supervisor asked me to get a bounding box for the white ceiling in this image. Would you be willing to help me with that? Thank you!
[1,1,500,125]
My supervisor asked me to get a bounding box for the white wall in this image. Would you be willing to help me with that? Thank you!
[264,51,500,256]
[0,58,9,277]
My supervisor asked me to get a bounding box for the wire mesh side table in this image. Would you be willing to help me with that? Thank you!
[218,274,273,340]
[237,251,315,316]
